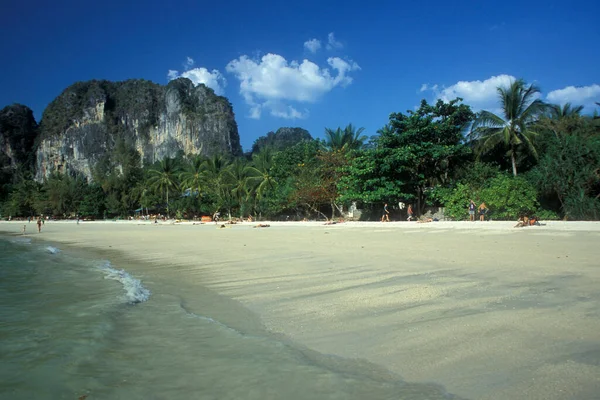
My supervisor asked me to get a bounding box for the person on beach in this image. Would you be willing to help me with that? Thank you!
[478,202,488,221]
[407,204,414,221]
[36,217,42,233]
[213,211,220,224]
[514,215,530,228]
[468,200,476,221]
[381,203,390,222]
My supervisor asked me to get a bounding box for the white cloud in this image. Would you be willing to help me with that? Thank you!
[546,84,600,109]
[421,75,516,111]
[268,103,308,119]
[167,57,227,96]
[304,38,321,53]
[226,53,359,119]
[326,32,343,50]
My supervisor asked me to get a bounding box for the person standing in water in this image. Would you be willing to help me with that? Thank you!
[36,217,42,233]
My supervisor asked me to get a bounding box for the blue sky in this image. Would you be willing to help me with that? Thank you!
[1,0,599,151]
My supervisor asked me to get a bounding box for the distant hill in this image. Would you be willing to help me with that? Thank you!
[251,127,313,154]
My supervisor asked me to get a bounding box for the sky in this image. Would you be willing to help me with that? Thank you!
[1,0,599,151]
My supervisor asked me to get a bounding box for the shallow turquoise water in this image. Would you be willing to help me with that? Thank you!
[0,236,461,400]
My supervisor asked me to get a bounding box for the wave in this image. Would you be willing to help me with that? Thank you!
[10,237,32,245]
[99,261,150,304]
[46,246,60,254]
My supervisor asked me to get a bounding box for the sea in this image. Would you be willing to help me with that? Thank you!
[0,235,462,400]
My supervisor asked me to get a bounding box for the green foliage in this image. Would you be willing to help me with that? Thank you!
[528,126,600,220]
[146,157,181,217]
[340,98,474,214]
[251,127,312,154]
[324,124,367,152]
[433,174,538,220]
[479,175,538,219]
[470,79,549,176]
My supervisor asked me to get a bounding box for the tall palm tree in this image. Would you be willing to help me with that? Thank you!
[247,148,276,200]
[179,155,206,200]
[471,79,549,176]
[324,123,367,152]
[203,154,232,211]
[147,157,180,217]
[225,158,252,217]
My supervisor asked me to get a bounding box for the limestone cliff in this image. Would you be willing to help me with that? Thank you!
[0,104,38,179]
[35,78,241,181]
[251,127,313,154]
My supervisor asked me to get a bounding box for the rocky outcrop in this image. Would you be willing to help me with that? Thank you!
[251,127,313,154]
[35,78,241,181]
[0,104,38,178]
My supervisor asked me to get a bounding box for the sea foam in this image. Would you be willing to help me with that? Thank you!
[46,246,60,254]
[99,261,150,304]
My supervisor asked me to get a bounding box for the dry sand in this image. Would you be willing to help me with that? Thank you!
[3,220,600,399]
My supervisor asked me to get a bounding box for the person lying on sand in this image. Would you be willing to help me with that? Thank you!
[514,215,530,228]
[417,217,434,223]
[323,221,337,225]
[253,224,270,228]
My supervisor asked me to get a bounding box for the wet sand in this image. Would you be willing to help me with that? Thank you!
[3,220,600,399]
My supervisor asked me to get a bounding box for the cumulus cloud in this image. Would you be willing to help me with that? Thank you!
[226,53,360,119]
[167,57,227,95]
[326,32,343,50]
[546,84,600,109]
[421,75,517,111]
[304,38,321,53]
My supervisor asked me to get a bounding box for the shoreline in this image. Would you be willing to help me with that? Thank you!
[2,221,599,399]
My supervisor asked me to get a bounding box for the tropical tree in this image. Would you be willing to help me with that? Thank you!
[146,157,180,217]
[324,123,367,152]
[340,98,474,215]
[202,154,232,212]
[470,79,549,176]
[247,148,277,200]
[549,103,584,120]
[225,158,252,217]
[179,155,206,201]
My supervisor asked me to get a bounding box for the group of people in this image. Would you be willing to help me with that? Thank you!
[469,200,489,221]
[381,202,414,222]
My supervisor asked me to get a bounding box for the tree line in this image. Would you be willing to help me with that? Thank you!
[1,79,599,221]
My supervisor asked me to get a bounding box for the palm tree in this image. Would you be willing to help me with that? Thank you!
[179,155,206,200]
[225,158,252,218]
[247,148,276,200]
[147,157,180,217]
[324,123,367,152]
[549,103,584,119]
[203,154,232,212]
[471,79,549,176]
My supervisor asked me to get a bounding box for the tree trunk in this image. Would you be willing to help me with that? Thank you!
[166,188,169,218]
[417,186,422,217]
[511,149,518,176]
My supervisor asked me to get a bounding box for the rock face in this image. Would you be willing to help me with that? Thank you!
[35,78,241,181]
[251,127,313,154]
[0,104,38,176]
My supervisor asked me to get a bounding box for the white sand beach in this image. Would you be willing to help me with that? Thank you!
[3,220,600,399]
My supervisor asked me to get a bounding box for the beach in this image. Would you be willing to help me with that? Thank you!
[2,220,599,399]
